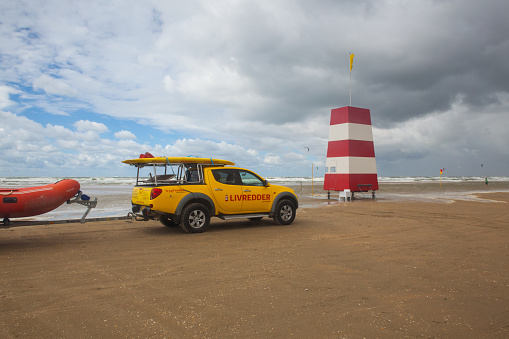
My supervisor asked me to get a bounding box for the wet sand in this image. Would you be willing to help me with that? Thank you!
[294,180,509,205]
[14,179,509,221]
[1,189,508,338]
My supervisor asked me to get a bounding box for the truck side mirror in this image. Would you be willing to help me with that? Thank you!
[263,180,269,187]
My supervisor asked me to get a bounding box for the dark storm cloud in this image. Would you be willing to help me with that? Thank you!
[217,0,509,127]
[345,0,509,125]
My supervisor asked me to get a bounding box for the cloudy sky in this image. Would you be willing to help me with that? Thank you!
[1,0,508,178]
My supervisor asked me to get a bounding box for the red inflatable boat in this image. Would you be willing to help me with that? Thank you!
[0,179,80,225]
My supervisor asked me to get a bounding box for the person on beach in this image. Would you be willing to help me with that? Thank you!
[485,177,489,186]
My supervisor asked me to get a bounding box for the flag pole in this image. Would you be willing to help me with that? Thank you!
[311,163,314,196]
[349,53,354,106]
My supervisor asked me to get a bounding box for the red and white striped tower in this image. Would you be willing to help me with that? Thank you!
[323,106,379,193]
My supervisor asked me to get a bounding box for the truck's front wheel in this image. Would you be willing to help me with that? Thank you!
[181,203,211,233]
[273,199,296,225]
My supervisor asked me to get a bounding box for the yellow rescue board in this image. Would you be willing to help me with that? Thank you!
[122,157,235,166]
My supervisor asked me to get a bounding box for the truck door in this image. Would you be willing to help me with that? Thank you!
[208,169,243,213]
[238,170,273,213]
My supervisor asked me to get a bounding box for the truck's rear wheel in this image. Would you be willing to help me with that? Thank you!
[273,199,296,225]
[180,203,211,233]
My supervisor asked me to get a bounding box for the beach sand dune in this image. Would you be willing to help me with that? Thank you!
[1,192,508,338]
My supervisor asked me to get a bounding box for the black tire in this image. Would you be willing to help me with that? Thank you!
[160,215,178,227]
[273,199,296,225]
[180,203,211,233]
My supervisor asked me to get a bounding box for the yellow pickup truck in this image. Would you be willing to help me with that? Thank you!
[122,156,298,233]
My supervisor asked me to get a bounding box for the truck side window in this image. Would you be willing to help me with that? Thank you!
[239,170,264,186]
[185,169,200,183]
[212,169,240,185]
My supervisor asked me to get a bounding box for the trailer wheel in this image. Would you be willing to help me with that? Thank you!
[180,203,211,233]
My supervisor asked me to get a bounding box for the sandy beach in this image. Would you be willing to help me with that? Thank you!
[1,187,508,338]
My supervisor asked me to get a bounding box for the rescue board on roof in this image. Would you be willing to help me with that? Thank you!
[122,157,235,166]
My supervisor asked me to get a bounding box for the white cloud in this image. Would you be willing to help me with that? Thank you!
[263,154,282,165]
[162,138,257,162]
[0,109,148,176]
[372,94,509,175]
[163,75,176,92]
[0,85,19,109]
[33,74,77,97]
[45,124,77,141]
[74,120,109,133]
[0,109,282,176]
[115,130,137,140]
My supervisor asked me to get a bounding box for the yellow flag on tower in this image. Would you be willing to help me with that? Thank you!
[350,53,355,71]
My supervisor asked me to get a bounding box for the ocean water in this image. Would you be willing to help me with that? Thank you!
[2,176,509,187]
[2,176,508,222]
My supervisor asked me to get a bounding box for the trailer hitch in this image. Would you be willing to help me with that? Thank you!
[67,191,98,223]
